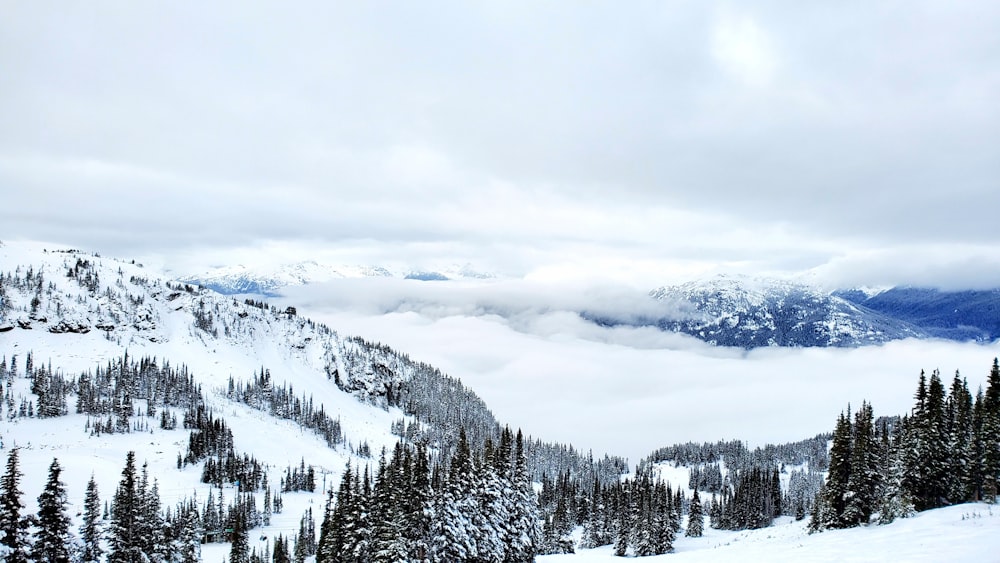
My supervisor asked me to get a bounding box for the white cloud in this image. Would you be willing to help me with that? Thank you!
[1,1,998,290]
[711,9,779,87]
[298,296,1000,463]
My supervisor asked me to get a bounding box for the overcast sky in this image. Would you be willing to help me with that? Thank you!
[2,1,999,288]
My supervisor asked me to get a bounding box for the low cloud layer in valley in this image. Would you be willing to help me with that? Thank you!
[280,279,1000,463]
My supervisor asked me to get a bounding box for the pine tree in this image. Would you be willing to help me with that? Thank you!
[686,489,704,537]
[844,402,879,526]
[432,429,478,562]
[80,475,103,563]
[138,469,166,563]
[174,505,201,563]
[946,372,975,503]
[33,458,72,563]
[508,429,541,562]
[982,358,1000,500]
[612,493,629,557]
[109,451,143,563]
[0,448,31,563]
[821,408,853,528]
[907,370,950,510]
[229,501,250,563]
[272,535,290,563]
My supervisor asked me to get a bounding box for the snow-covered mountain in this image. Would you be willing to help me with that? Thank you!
[586,274,1000,349]
[0,241,559,560]
[640,275,929,348]
[3,242,1000,561]
[180,261,497,296]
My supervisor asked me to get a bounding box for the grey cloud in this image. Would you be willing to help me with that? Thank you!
[1,1,997,287]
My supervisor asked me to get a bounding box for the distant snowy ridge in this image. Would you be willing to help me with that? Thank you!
[180,260,498,295]
[637,274,1000,348]
[642,274,926,348]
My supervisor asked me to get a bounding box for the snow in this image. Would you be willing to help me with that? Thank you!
[0,241,412,559]
[4,241,1000,560]
[540,505,1000,562]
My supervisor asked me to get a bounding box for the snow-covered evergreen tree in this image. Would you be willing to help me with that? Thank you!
[32,458,72,563]
[80,475,103,563]
[844,402,880,526]
[822,408,853,528]
[686,489,704,537]
[0,448,31,563]
[109,451,143,563]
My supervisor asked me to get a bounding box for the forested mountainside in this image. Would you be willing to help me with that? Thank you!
[2,241,999,561]
[834,287,1000,342]
[0,241,623,561]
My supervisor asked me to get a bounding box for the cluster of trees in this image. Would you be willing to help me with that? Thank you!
[75,354,203,429]
[814,359,1000,530]
[225,368,346,449]
[579,473,683,557]
[528,464,692,557]
[708,466,782,530]
[317,427,539,562]
[280,460,317,493]
[0,447,320,563]
[0,449,204,563]
[643,435,831,475]
[642,434,829,532]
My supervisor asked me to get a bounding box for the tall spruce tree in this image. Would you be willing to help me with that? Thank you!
[844,402,879,526]
[946,372,975,503]
[109,451,143,563]
[821,408,853,528]
[908,370,950,510]
[0,448,31,563]
[80,475,103,563]
[982,358,1000,500]
[686,489,704,538]
[33,458,72,563]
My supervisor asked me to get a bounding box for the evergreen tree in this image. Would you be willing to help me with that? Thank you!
[80,475,103,563]
[843,402,879,526]
[946,372,975,503]
[272,535,290,563]
[686,489,704,538]
[982,358,1000,500]
[229,502,250,563]
[109,451,143,563]
[432,429,478,562]
[173,505,201,563]
[0,448,31,563]
[876,421,914,525]
[821,408,853,528]
[907,370,950,510]
[33,458,72,563]
[508,429,541,562]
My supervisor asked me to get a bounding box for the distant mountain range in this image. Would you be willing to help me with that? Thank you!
[587,275,1000,349]
[180,262,1000,349]
[179,261,497,296]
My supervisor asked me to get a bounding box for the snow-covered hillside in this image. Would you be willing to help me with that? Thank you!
[539,503,1000,562]
[0,241,509,560]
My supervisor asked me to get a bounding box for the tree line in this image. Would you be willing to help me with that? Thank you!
[813,359,1000,530]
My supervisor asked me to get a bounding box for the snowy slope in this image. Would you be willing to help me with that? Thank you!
[0,241,424,558]
[539,503,1000,562]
